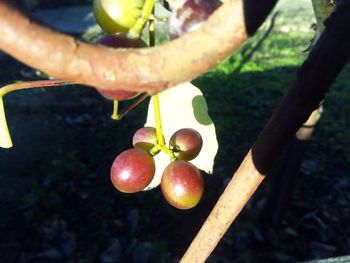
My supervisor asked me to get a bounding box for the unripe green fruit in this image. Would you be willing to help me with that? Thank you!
[93,0,145,34]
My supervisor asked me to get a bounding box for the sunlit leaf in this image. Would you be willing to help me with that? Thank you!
[143,82,218,190]
[0,97,13,148]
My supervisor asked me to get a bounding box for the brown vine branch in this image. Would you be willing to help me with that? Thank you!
[0,0,243,93]
[0,0,276,94]
[261,0,336,227]
[181,2,350,262]
[0,80,72,96]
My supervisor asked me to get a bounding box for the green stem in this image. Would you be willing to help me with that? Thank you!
[153,94,165,145]
[128,0,156,39]
[111,100,119,120]
[147,13,175,160]
[160,144,176,160]
[153,94,176,159]
[0,79,73,149]
[149,13,165,146]
[0,97,12,148]
[149,144,161,156]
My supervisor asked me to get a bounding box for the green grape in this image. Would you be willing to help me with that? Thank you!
[93,0,145,34]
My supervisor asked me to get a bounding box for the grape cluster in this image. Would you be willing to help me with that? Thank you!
[91,1,215,209]
[92,0,221,97]
[110,127,204,209]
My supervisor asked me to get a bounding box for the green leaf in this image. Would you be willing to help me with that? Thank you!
[0,97,13,148]
[143,82,218,190]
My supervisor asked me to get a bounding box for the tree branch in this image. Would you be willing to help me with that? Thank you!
[261,0,337,227]
[0,0,276,94]
[181,2,350,262]
[0,0,243,93]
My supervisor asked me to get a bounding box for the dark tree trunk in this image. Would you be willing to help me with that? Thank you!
[260,0,336,227]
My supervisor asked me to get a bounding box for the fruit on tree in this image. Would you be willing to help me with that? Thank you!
[93,0,145,34]
[110,148,155,193]
[133,127,158,152]
[161,160,204,209]
[95,34,147,100]
[168,0,222,39]
[97,33,147,48]
[169,128,203,161]
[97,89,137,101]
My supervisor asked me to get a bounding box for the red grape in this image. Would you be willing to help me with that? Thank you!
[161,160,204,209]
[95,34,147,100]
[169,128,203,161]
[110,148,155,193]
[133,127,158,152]
[97,89,138,101]
[168,0,222,39]
[97,34,147,48]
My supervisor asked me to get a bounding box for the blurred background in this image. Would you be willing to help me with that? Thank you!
[1,0,349,262]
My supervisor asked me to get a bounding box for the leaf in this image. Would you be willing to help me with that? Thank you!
[0,97,13,148]
[143,150,170,191]
[143,82,218,190]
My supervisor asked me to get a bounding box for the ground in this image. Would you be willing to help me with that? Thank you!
[0,0,350,262]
